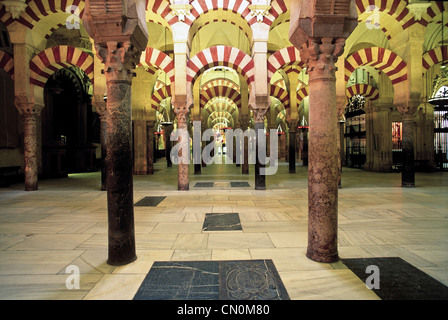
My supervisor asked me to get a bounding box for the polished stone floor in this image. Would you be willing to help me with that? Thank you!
[0,159,447,300]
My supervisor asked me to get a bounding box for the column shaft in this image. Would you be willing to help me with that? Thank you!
[401,116,415,187]
[105,78,136,265]
[301,38,345,263]
[23,113,39,191]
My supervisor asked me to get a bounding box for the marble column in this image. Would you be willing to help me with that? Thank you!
[146,120,155,174]
[96,42,140,266]
[133,119,147,175]
[287,121,298,173]
[15,96,43,191]
[95,101,107,190]
[254,113,266,190]
[174,107,189,191]
[371,103,392,172]
[240,118,250,175]
[300,38,346,263]
[398,102,418,187]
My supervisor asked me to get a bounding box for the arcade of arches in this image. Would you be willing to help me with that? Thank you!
[0,0,447,300]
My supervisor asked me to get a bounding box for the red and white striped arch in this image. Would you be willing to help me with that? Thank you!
[0,50,14,79]
[204,99,238,116]
[267,46,304,82]
[151,85,172,111]
[187,45,255,88]
[140,47,175,83]
[201,86,241,109]
[149,0,287,27]
[355,0,416,32]
[297,86,309,103]
[422,46,448,71]
[270,85,289,107]
[201,78,240,93]
[29,45,93,87]
[346,83,380,101]
[345,47,407,86]
[0,0,84,29]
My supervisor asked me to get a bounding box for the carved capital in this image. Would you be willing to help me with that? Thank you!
[96,42,141,83]
[93,100,107,119]
[15,94,42,117]
[249,3,271,23]
[397,101,419,119]
[1,0,27,19]
[406,1,431,21]
[299,38,345,80]
[169,4,193,22]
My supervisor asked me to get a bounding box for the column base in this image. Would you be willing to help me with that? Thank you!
[107,254,137,266]
[25,185,38,191]
[306,249,339,263]
[402,182,415,188]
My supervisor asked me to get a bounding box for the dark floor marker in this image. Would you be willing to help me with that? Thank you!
[343,257,448,300]
[202,213,242,231]
[133,260,290,300]
[134,196,166,207]
[194,182,214,188]
[230,182,250,187]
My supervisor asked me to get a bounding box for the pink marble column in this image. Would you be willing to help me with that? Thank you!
[300,38,345,263]
[15,96,43,191]
[174,107,189,191]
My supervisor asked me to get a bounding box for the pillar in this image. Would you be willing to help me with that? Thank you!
[97,42,140,265]
[300,38,346,263]
[83,0,148,266]
[95,101,107,190]
[147,120,155,174]
[371,102,393,172]
[240,117,250,175]
[133,119,147,175]
[287,121,298,173]
[397,101,418,187]
[15,96,43,191]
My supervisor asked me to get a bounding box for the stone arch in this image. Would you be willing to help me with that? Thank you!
[345,47,407,86]
[30,45,93,87]
[0,50,13,79]
[187,45,255,90]
[422,46,448,72]
[0,0,85,29]
[140,47,175,84]
[346,83,380,101]
[201,86,241,109]
[267,46,304,82]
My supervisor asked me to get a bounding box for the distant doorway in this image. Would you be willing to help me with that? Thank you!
[42,67,96,177]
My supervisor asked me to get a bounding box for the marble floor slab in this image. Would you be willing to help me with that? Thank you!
[134,196,166,207]
[343,257,448,300]
[133,259,289,300]
[202,213,242,231]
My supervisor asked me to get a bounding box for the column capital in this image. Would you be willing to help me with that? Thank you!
[93,100,107,119]
[397,100,420,119]
[299,38,345,80]
[14,94,42,116]
[169,3,193,22]
[95,42,142,83]
[0,0,27,19]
